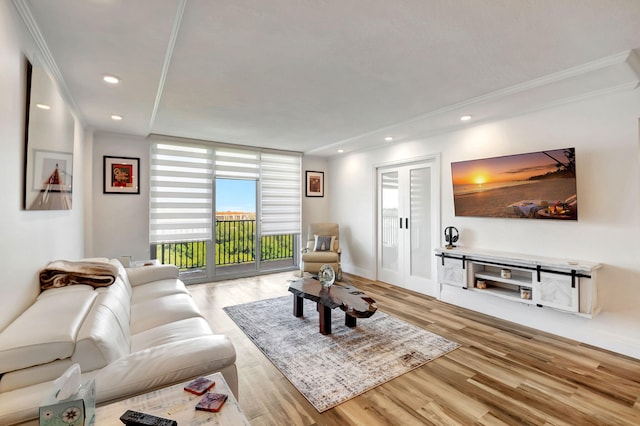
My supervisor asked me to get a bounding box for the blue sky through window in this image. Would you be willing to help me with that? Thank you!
[216,179,256,213]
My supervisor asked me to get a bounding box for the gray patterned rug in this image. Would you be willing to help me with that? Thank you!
[223,296,460,412]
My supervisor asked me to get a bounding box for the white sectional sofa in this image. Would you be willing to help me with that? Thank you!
[0,259,237,425]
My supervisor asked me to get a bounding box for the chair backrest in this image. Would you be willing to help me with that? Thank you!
[306,223,340,251]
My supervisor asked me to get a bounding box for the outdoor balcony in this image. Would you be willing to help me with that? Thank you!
[151,219,298,281]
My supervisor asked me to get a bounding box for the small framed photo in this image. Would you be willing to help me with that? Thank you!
[103,156,140,194]
[305,170,324,197]
[32,149,73,192]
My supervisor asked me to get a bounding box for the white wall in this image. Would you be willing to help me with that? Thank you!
[91,132,150,261]
[330,88,640,358]
[0,3,85,330]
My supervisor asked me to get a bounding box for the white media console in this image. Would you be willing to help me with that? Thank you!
[435,247,601,318]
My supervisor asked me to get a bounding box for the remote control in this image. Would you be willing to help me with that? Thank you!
[119,410,177,426]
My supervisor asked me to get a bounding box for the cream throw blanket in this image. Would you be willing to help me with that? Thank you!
[39,260,119,291]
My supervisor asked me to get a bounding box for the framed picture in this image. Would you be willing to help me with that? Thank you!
[305,170,324,197]
[104,156,140,194]
[32,150,73,192]
[451,147,577,220]
[25,149,73,210]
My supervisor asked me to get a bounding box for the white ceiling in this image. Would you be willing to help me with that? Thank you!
[15,0,640,156]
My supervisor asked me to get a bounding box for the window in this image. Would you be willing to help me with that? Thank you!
[149,137,301,245]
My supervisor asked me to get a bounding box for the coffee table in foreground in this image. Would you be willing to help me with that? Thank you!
[94,372,249,425]
[287,277,377,335]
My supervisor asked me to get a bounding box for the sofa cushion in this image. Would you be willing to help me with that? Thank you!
[89,335,237,403]
[109,258,133,299]
[36,283,94,300]
[72,280,132,371]
[126,264,179,286]
[301,250,339,263]
[131,317,213,352]
[0,381,55,425]
[0,359,74,392]
[94,277,131,327]
[130,293,201,334]
[0,288,96,373]
[130,278,189,304]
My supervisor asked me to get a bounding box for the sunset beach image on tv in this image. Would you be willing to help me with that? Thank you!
[451,148,577,220]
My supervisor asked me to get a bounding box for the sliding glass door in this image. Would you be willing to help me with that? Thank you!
[214,178,258,276]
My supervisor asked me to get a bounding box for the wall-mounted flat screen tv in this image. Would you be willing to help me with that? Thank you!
[451,147,577,220]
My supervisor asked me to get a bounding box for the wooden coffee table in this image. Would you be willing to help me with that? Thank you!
[94,372,249,425]
[287,278,377,335]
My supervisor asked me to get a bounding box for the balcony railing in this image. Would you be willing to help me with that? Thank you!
[151,219,295,271]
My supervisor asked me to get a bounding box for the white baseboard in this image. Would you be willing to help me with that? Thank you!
[341,263,374,281]
[440,285,640,360]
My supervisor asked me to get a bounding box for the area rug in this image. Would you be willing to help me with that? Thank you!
[223,296,460,412]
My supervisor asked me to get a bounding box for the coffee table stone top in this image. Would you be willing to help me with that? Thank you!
[288,278,377,318]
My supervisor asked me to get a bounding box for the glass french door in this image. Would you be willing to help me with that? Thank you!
[377,160,439,295]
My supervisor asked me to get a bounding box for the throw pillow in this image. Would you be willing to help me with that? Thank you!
[314,235,335,252]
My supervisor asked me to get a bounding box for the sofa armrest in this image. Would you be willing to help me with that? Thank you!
[0,287,97,373]
[125,264,179,286]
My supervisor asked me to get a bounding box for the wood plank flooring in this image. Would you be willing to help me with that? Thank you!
[187,271,640,425]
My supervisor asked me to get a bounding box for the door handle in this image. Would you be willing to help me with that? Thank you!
[399,218,403,229]
[405,218,409,229]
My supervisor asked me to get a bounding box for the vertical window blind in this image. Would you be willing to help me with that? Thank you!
[149,139,301,244]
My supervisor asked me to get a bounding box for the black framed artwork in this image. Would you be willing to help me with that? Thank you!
[305,170,324,197]
[103,156,140,194]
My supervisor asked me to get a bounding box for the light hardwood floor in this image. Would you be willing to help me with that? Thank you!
[188,271,640,425]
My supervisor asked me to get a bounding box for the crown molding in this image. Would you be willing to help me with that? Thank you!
[149,0,187,132]
[312,49,640,157]
[13,0,84,124]
[625,48,640,83]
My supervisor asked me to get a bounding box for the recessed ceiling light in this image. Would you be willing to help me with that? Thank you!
[36,103,50,110]
[111,114,123,121]
[460,115,472,121]
[103,75,120,84]
[384,136,393,141]
[337,149,344,153]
